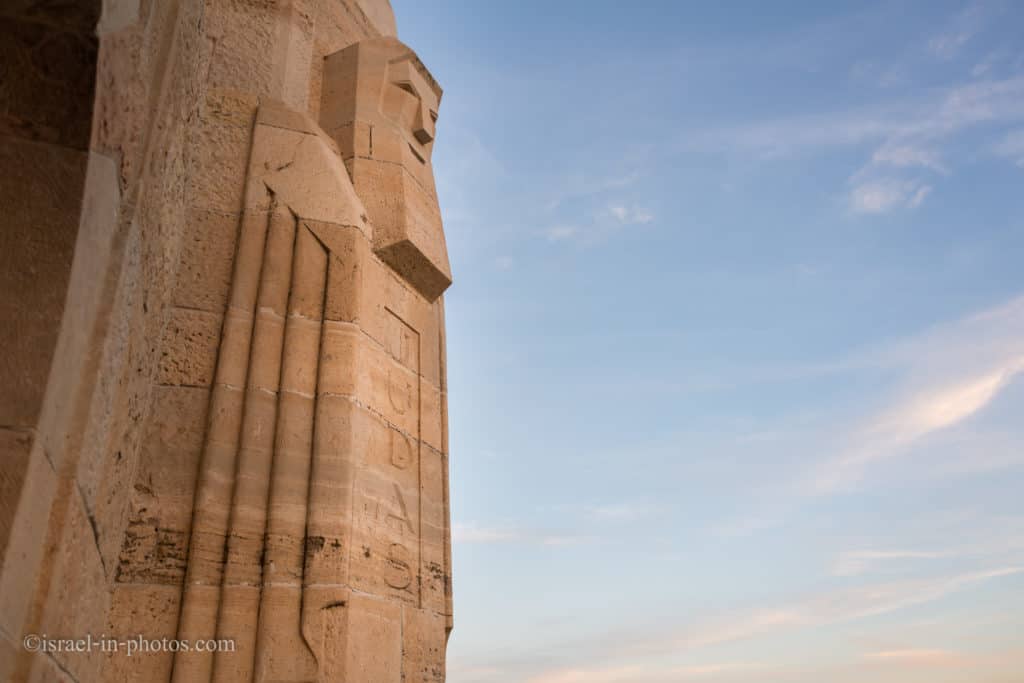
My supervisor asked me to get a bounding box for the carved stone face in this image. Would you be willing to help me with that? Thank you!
[320,38,451,302]
[380,56,440,163]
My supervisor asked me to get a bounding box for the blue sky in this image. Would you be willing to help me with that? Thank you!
[392,1,1024,681]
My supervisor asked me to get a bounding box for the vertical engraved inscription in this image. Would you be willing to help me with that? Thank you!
[349,308,422,604]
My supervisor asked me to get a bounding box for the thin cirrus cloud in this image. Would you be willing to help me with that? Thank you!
[608,203,654,225]
[686,75,1024,216]
[927,1,987,60]
[870,143,948,173]
[848,178,932,213]
[810,354,1024,494]
[665,567,1023,652]
[510,568,1022,683]
[525,663,756,683]
[862,649,963,666]
[452,522,591,547]
[710,293,1024,540]
[543,202,655,243]
[807,293,1024,495]
[831,550,948,577]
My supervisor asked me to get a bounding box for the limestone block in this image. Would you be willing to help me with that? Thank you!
[318,321,360,397]
[288,223,329,321]
[115,516,189,585]
[319,229,443,386]
[347,156,451,302]
[157,307,222,387]
[215,310,255,389]
[38,488,109,682]
[403,607,447,683]
[189,101,252,213]
[91,384,206,580]
[26,651,77,683]
[419,445,449,614]
[253,583,317,681]
[202,0,278,100]
[213,583,261,678]
[330,593,402,682]
[0,443,56,640]
[245,114,368,232]
[203,0,315,111]
[319,320,421,437]
[246,311,285,393]
[227,211,271,314]
[321,37,451,301]
[126,384,209,532]
[103,584,180,682]
[421,379,444,452]
[321,223,371,324]
[256,208,298,319]
[356,0,398,37]
[280,318,322,396]
[173,208,240,313]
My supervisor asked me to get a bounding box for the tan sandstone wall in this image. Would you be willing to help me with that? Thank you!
[0,1,452,681]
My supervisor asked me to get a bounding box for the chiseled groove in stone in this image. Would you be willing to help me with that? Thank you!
[255,223,325,680]
[173,204,271,683]
[212,206,296,683]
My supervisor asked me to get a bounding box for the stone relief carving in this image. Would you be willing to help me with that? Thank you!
[172,37,451,683]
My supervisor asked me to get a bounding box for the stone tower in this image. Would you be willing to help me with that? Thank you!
[0,1,453,681]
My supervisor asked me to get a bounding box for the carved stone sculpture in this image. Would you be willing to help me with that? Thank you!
[172,36,451,683]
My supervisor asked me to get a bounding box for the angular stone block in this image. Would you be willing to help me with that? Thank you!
[173,208,240,313]
[157,308,222,387]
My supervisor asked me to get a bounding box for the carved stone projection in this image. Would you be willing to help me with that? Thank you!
[172,38,451,683]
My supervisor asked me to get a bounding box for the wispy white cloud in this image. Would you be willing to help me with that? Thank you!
[544,225,579,242]
[608,204,655,225]
[863,648,963,666]
[670,567,1022,651]
[582,502,652,522]
[812,354,1024,493]
[806,294,1024,493]
[453,522,591,547]
[849,178,932,213]
[688,75,1024,214]
[542,202,655,244]
[832,550,947,577]
[525,662,757,683]
[869,143,948,173]
[928,3,987,60]
[544,171,641,212]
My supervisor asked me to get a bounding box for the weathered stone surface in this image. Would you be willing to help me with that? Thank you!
[173,208,240,313]
[1,2,452,681]
[104,583,181,682]
[37,486,109,682]
[321,36,451,301]
[157,307,222,387]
